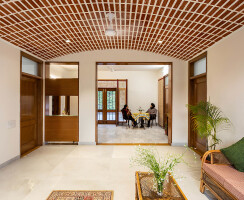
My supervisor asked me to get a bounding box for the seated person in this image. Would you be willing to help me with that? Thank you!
[146,103,157,127]
[121,104,137,127]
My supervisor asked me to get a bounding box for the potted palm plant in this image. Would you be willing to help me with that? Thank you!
[187,101,231,150]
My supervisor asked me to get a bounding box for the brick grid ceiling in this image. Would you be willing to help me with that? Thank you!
[0,0,243,60]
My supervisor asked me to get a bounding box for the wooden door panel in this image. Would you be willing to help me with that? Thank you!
[45,116,78,141]
[21,123,36,153]
[193,76,207,154]
[164,86,169,126]
[21,76,38,155]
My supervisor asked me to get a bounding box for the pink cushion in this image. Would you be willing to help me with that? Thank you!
[203,163,244,199]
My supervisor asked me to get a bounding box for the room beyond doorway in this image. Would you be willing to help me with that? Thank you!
[96,62,173,145]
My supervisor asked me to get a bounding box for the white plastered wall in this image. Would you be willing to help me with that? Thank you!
[98,70,159,113]
[207,27,244,148]
[0,40,20,165]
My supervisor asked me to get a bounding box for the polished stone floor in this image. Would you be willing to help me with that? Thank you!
[0,145,215,200]
[98,124,168,143]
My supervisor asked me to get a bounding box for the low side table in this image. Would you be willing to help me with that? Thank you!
[135,171,187,200]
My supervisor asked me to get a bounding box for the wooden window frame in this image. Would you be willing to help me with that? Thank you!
[97,79,128,125]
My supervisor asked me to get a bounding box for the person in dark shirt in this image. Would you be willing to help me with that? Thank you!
[121,104,137,127]
[146,103,157,127]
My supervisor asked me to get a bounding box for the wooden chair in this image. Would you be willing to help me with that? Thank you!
[150,117,158,127]
[148,114,157,128]
[121,111,130,128]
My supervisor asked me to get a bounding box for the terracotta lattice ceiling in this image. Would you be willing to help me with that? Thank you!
[0,0,243,60]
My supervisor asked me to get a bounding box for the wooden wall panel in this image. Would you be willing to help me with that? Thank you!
[45,116,79,142]
[45,79,78,96]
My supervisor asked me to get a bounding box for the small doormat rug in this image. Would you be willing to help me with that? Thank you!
[47,190,113,200]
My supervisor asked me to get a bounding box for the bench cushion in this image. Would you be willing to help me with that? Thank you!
[221,137,244,172]
[203,163,244,199]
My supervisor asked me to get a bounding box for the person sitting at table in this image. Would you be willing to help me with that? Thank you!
[146,103,157,127]
[121,104,137,127]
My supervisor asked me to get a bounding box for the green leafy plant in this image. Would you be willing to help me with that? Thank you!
[130,147,186,196]
[187,101,231,150]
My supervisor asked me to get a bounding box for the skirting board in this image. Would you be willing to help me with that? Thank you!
[78,142,96,145]
[171,142,187,147]
[0,155,20,169]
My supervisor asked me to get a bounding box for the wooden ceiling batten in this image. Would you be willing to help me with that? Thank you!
[0,0,243,60]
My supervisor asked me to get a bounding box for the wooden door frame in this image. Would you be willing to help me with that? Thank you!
[97,79,128,125]
[20,51,43,156]
[95,62,173,145]
[44,61,79,142]
[188,52,207,154]
[98,88,117,124]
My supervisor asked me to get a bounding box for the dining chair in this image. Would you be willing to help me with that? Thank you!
[121,111,130,128]
[150,114,157,128]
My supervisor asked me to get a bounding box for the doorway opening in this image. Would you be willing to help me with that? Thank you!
[188,52,207,155]
[20,52,43,156]
[45,62,79,143]
[96,62,173,145]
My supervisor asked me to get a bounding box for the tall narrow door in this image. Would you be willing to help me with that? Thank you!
[164,84,169,132]
[98,88,117,124]
[191,76,207,154]
[20,76,38,155]
[158,78,164,127]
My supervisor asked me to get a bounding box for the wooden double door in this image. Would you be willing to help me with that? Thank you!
[20,76,42,155]
[98,88,117,124]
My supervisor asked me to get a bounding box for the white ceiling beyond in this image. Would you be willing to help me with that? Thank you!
[49,64,78,71]
[98,65,168,71]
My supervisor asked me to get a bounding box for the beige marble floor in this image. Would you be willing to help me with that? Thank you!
[98,124,168,143]
[0,145,216,200]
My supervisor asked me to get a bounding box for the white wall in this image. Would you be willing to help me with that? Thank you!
[50,50,188,145]
[207,27,244,148]
[0,40,20,165]
[50,65,78,78]
[98,70,158,113]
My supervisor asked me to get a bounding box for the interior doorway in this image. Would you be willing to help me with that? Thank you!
[45,62,79,143]
[188,52,207,155]
[20,52,43,155]
[96,62,173,145]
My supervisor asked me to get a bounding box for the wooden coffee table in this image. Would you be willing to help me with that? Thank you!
[135,171,187,200]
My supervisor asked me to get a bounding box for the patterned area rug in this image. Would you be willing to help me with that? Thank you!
[47,190,113,200]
